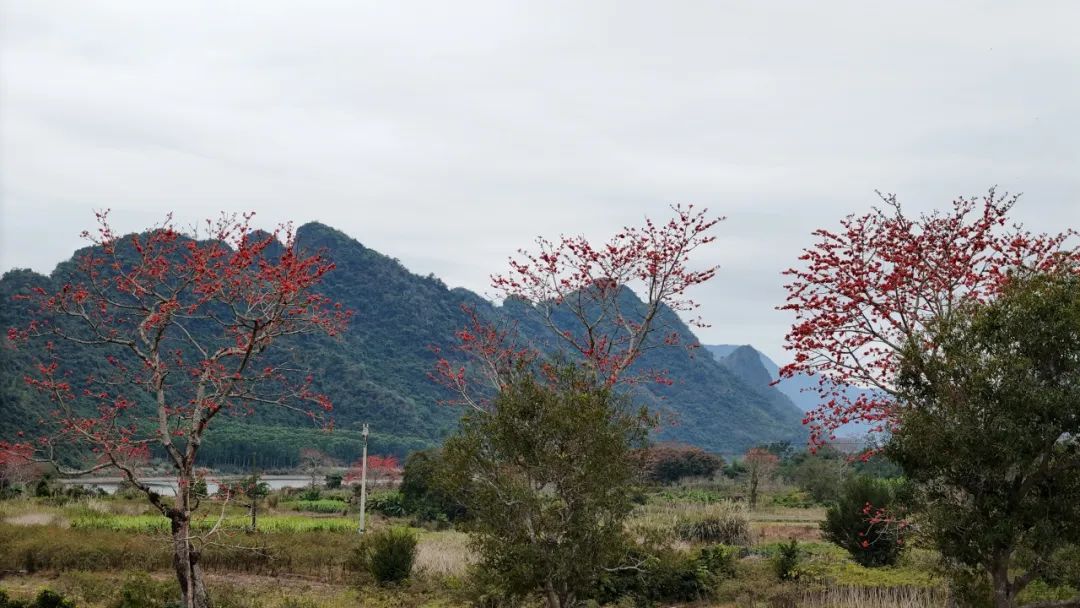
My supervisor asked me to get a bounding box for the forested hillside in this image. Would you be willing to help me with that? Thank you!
[0,223,806,465]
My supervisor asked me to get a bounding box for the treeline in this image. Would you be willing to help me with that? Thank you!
[191,424,434,470]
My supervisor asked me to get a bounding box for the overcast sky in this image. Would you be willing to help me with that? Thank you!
[2,1,1078,363]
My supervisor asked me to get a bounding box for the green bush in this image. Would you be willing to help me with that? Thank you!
[821,476,904,567]
[598,544,736,604]
[772,539,801,581]
[365,492,407,517]
[357,527,417,584]
[399,450,466,523]
[111,572,177,608]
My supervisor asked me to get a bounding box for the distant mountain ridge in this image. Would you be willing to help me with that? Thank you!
[0,223,808,464]
[706,344,875,435]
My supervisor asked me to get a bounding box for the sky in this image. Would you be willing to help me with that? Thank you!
[2,1,1078,363]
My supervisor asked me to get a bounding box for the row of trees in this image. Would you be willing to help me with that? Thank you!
[3,194,1078,608]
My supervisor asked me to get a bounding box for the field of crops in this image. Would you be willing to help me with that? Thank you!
[70,511,358,533]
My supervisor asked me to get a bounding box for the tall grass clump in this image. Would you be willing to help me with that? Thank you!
[352,527,418,584]
[673,501,751,545]
[800,585,948,608]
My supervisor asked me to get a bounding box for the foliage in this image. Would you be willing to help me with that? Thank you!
[112,571,177,608]
[324,473,343,489]
[442,363,648,608]
[773,539,802,581]
[637,443,723,484]
[597,544,737,604]
[787,447,847,504]
[889,271,1080,606]
[822,476,904,567]
[399,449,466,523]
[365,491,407,517]
[0,590,76,608]
[355,527,418,584]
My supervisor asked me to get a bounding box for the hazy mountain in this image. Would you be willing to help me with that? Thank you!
[706,344,875,435]
[0,224,807,465]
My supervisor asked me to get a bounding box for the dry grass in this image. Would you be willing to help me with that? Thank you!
[414,531,472,577]
[627,499,751,546]
[800,585,949,608]
[755,522,821,543]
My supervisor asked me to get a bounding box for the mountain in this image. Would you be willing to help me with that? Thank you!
[0,223,807,465]
[706,344,876,434]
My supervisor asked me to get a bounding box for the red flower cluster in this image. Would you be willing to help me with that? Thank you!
[779,190,1079,449]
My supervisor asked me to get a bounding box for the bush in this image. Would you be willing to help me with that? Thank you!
[111,571,177,608]
[0,589,83,608]
[399,450,466,522]
[821,476,904,567]
[638,443,724,484]
[356,527,417,584]
[324,473,343,489]
[772,539,801,581]
[365,492,407,517]
[674,501,751,545]
[597,544,736,604]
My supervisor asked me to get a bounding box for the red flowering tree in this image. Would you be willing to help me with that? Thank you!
[743,447,779,509]
[435,205,724,408]
[1,211,349,608]
[779,190,1078,448]
[344,454,401,487]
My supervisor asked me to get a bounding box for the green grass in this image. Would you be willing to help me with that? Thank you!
[280,499,351,514]
[71,512,358,533]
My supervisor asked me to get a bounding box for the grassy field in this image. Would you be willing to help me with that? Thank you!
[0,487,1073,607]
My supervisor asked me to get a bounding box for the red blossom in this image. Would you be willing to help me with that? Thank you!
[779,190,1079,450]
[6,210,349,504]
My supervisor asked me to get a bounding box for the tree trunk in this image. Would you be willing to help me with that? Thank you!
[991,556,1016,608]
[543,579,562,608]
[171,514,211,608]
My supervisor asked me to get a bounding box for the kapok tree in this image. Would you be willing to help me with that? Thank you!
[779,190,1078,448]
[1,211,348,608]
[434,206,724,608]
[344,454,401,487]
[780,191,1079,607]
[743,447,779,509]
[435,204,724,406]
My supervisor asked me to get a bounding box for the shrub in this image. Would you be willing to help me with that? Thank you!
[365,492,407,517]
[638,443,724,484]
[598,544,736,604]
[698,544,739,579]
[674,501,751,545]
[112,571,177,608]
[324,473,343,489]
[772,539,801,581]
[358,527,417,583]
[821,476,904,567]
[399,450,466,522]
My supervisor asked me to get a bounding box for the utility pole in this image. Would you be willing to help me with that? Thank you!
[358,422,369,534]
